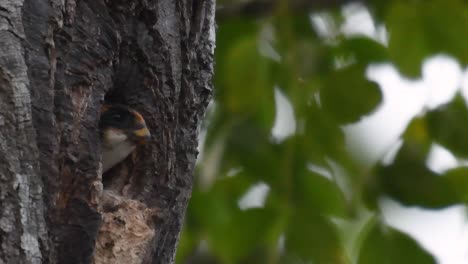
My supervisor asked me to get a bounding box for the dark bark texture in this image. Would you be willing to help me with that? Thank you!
[0,0,215,263]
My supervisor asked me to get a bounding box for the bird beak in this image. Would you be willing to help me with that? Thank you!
[133,127,151,144]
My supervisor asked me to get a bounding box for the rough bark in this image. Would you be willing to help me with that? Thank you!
[0,0,215,263]
[0,1,48,263]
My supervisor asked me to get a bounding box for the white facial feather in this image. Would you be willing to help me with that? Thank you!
[102,141,136,172]
[102,129,136,172]
[103,129,128,147]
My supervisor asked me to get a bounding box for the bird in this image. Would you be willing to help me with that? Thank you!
[99,104,151,172]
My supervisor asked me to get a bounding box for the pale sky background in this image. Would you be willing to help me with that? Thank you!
[200,3,468,263]
[259,3,468,264]
[348,58,468,264]
[338,5,468,264]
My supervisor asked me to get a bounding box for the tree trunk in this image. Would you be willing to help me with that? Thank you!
[0,0,215,263]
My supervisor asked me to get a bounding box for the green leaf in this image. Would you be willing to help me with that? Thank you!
[175,226,198,264]
[333,36,388,64]
[371,142,459,208]
[442,167,468,203]
[386,0,468,77]
[273,13,319,57]
[402,117,431,153]
[320,65,382,124]
[365,117,459,209]
[215,36,275,130]
[216,18,260,60]
[187,176,278,262]
[223,120,280,184]
[209,208,278,262]
[358,219,436,264]
[427,94,468,158]
[302,103,358,175]
[188,176,254,231]
[285,213,348,263]
[293,170,347,217]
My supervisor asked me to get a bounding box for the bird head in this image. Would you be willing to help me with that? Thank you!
[99,104,151,172]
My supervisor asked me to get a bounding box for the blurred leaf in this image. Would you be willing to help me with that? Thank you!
[304,103,346,162]
[368,0,392,22]
[371,142,459,208]
[179,178,241,263]
[273,13,318,56]
[442,167,468,203]
[270,13,333,101]
[320,65,382,124]
[427,94,468,158]
[289,41,323,85]
[293,169,347,217]
[402,117,431,152]
[386,2,427,77]
[216,18,261,58]
[217,37,275,124]
[386,0,468,77]
[333,36,388,64]
[289,13,319,41]
[285,213,348,263]
[179,1,468,263]
[222,119,280,184]
[357,219,436,264]
[270,45,332,112]
[209,208,278,262]
[364,117,449,208]
[302,103,361,197]
[187,176,278,262]
[175,225,198,264]
[188,176,254,233]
